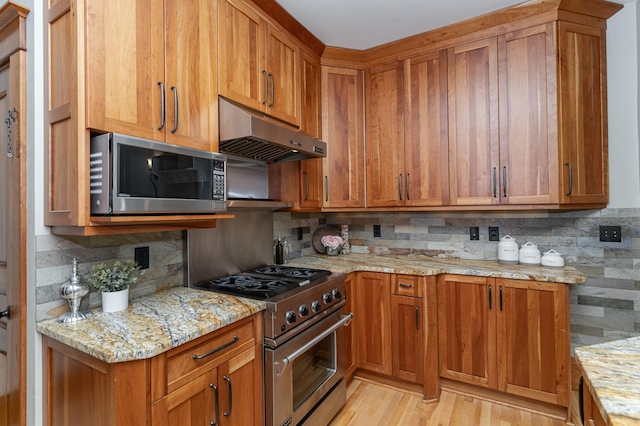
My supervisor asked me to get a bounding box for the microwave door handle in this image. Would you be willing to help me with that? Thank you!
[274,312,353,378]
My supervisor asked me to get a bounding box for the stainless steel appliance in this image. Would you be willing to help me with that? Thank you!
[188,213,352,426]
[90,133,227,214]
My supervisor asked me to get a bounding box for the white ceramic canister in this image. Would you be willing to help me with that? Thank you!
[519,242,541,265]
[497,235,519,265]
[541,250,565,267]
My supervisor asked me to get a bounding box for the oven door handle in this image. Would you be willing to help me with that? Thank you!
[275,312,353,378]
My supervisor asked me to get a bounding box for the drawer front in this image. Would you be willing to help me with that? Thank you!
[166,316,257,392]
[392,275,420,297]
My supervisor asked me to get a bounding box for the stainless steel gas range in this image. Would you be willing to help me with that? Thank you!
[187,211,352,426]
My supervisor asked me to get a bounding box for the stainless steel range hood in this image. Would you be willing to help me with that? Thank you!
[218,98,326,163]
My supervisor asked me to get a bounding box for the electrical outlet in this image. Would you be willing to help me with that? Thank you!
[470,227,480,240]
[134,246,150,269]
[599,225,622,243]
[297,227,303,240]
[489,227,500,241]
[373,224,381,238]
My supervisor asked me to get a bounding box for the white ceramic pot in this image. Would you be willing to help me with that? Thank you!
[541,250,565,267]
[519,242,541,265]
[101,288,129,313]
[497,235,519,265]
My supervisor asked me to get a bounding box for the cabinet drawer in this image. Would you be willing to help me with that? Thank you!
[164,315,258,394]
[392,275,421,297]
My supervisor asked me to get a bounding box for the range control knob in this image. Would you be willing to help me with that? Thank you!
[311,301,322,313]
[332,289,342,300]
[299,305,309,317]
[322,293,332,304]
[285,311,297,325]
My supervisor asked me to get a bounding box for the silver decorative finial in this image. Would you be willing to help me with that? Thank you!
[56,258,91,323]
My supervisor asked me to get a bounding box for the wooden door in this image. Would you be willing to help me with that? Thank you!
[558,22,608,205]
[498,24,559,205]
[218,345,263,426]
[404,51,449,207]
[344,274,356,381]
[496,279,570,407]
[218,0,266,112]
[0,8,27,423]
[85,0,165,141]
[321,66,365,208]
[365,62,405,207]
[391,295,423,383]
[152,369,218,426]
[164,0,217,151]
[448,38,499,206]
[300,51,321,138]
[355,272,391,375]
[265,24,300,126]
[437,275,496,388]
[299,158,322,209]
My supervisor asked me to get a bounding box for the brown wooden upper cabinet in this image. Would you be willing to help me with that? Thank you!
[84,0,217,151]
[218,0,300,127]
[366,51,449,207]
[321,66,366,209]
[449,19,610,208]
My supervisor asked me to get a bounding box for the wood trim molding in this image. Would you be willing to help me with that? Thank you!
[0,1,29,65]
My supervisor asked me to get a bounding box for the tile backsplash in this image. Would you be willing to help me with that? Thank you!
[35,208,640,352]
[274,208,640,352]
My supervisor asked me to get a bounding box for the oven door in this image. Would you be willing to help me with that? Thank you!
[265,308,353,426]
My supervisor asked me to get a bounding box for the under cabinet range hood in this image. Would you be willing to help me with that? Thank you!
[218,98,326,163]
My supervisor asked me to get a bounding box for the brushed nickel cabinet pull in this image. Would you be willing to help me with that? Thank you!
[499,286,503,311]
[502,166,507,198]
[415,305,420,330]
[488,285,492,310]
[493,167,497,198]
[303,171,309,201]
[406,173,410,200]
[262,70,268,105]
[565,162,573,196]
[325,176,329,202]
[223,376,232,416]
[170,86,178,133]
[192,335,239,360]
[399,283,413,288]
[398,174,403,201]
[157,81,165,131]
[268,73,275,107]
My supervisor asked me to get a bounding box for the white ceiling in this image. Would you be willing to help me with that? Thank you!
[275,0,631,50]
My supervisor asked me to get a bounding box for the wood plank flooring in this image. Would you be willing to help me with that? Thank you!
[330,378,568,426]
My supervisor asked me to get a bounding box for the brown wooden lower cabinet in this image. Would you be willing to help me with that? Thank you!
[437,274,570,408]
[43,314,263,426]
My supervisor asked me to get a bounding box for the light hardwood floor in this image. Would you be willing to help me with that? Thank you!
[330,378,569,426]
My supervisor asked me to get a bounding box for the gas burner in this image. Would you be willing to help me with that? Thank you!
[247,265,332,281]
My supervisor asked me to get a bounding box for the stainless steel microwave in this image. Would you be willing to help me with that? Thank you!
[89,133,227,215]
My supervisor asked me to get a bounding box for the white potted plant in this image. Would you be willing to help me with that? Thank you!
[87,260,143,313]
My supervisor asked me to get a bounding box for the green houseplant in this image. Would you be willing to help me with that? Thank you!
[88,260,143,312]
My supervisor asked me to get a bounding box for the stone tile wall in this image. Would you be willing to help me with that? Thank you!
[35,231,185,321]
[274,208,640,352]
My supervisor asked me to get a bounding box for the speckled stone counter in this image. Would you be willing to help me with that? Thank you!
[576,337,640,426]
[287,253,586,284]
[36,286,266,363]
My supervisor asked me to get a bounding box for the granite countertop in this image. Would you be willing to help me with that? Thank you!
[575,337,640,426]
[287,253,587,284]
[36,286,266,363]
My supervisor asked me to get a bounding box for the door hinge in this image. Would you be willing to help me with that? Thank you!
[5,108,17,158]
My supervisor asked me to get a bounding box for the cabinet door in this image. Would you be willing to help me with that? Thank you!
[355,272,391,375]
[365,62,405,207]
[448,38,499,206]
[321,66,365,208]
[300,51,321,138]
[404,51,450,207]
[344,273,357,381]
[218,0,266,112]
[437,274,496,388]
[558,22,608,205]
[152,369,218,426]
[391,295,423,383]
[265,24,300,126]
[498,24,558,205]
[164,0,217,151]
[218,345,264,426]
[85,0,165,141]
[496,279,570,407]
[299,158,322,209]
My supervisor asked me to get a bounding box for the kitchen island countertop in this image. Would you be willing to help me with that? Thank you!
[576,336,640,426]
[287,253,587,284]
[36,286,266,363]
